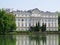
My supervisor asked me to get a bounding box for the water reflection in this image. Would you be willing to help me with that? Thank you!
[46,34,58,45]
[0,34,59,45]
[16,34,58,45]
[29,34,46,45]
[0,35,16,45]
[59,35,60,45]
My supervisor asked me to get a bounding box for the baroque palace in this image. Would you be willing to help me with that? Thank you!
[6,8,58,31]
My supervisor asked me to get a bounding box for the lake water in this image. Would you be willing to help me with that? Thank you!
[0,34,60,45]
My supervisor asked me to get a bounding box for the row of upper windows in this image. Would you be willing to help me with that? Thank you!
[43,19,58,22]
[15,14,58,18]
[16,18,33,21]
[16,18,58,22]
[15,14,30,16]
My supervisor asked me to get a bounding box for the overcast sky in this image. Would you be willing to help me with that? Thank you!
[0,0,60,12]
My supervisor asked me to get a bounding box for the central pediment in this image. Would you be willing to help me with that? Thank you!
[31,8,40,14]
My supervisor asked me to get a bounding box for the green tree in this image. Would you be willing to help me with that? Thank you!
[29,22,41,32]
[36,22,40,31]
[44,23,46,31]
[35,23,38,31]
[41,23,44,32]
[58,13,60,31]
[41,23,46,32]
[0,9,16,34]
[29,22,46,32]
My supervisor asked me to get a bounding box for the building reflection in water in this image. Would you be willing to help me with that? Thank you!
[46,34,58,45]
[16,34,58,45]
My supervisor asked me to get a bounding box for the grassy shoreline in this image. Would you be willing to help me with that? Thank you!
[0,31,60,35]
[11,31,60,35]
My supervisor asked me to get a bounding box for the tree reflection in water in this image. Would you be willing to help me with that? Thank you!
[59,34,60,45]
[29,34,46,45]
[0,35,16,45]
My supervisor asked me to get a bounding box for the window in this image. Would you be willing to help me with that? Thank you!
[25,18,27,21]
[45,19,47,22]
[22,14,23,16]
[52,23,53,27]
[22,19,24,21]
[18,18,20,21]
[22,23,23,27]
[48,19,50,22]
[15,14,16,16]
[48,23,50,27]
[25,23,27,27]
[18,22,20,26]
[29,23,31,26]
[29,19,31,21]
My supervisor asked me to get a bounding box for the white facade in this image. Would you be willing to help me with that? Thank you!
[12,8,58,31]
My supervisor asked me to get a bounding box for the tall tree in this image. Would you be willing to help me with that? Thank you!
[41,23,46,32]
[58,13,60,31]
[0,9,16,34]
[37,22,40,31]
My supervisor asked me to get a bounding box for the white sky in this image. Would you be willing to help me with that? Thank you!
[0,0,60,12]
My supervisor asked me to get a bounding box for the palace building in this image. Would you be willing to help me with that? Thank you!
[6,8,58,31]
